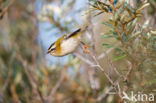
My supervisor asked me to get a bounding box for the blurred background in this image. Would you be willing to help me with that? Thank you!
[0,0,155,103]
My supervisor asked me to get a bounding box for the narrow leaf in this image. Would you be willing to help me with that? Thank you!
[113,54,127,61]
[102,43,113,48]
[102,22,115,29]
[101,34,114,38]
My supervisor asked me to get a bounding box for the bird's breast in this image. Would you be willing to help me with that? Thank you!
[61,37,80,55]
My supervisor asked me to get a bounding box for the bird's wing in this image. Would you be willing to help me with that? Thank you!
[65,28,81,39]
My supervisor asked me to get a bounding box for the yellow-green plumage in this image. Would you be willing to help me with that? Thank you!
[55,35,65,54]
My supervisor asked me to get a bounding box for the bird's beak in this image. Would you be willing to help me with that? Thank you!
[47,50,50,54]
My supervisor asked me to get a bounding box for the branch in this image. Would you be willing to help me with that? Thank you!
[96,86,114,102]
[92,55,114,85]
[47,69,65,103]
[17,55,44,103]
[75,53,95,65]
[124,60,133,82]
[76,52,123,98]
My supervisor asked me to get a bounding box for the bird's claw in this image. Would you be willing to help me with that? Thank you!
[83,45,90,54]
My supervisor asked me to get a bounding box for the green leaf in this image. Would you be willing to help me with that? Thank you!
[101,34,114,38]
[109,30,118,38]
[121,33,128,42]
[101,30,118,39]
[114,47,123,53]
[1,0,12,9]
[102,43,113,48]
[127,18,137,34]
[113,32,118,38]
[102,22,115,29]
[113,54,127,61]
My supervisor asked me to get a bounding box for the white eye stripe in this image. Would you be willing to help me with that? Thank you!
[51,45,56,50]
[48,43,56,51]
[48,43,54,49]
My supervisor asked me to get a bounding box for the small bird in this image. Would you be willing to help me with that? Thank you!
[47,26,88,57]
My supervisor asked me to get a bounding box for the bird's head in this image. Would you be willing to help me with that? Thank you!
[47,42,57,55]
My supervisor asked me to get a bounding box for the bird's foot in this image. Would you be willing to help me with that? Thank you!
[83,45,90,54]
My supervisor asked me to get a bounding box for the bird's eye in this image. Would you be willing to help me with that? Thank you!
[47,48,56,54]
[48,43,56,53]
[50,48,56,52]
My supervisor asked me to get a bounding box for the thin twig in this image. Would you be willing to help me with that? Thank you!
[107,56,122,77]
[47,69,65,103]
[75,53,95,65]
[96,86,113,102]
[10,83,21,103]
[97,47,114,60]
[92,55,114,85]
[124,60,133,82]
[17,55,44,103]
[96,80,122,102]
[0,0,14,19]
[0,68,12,102]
